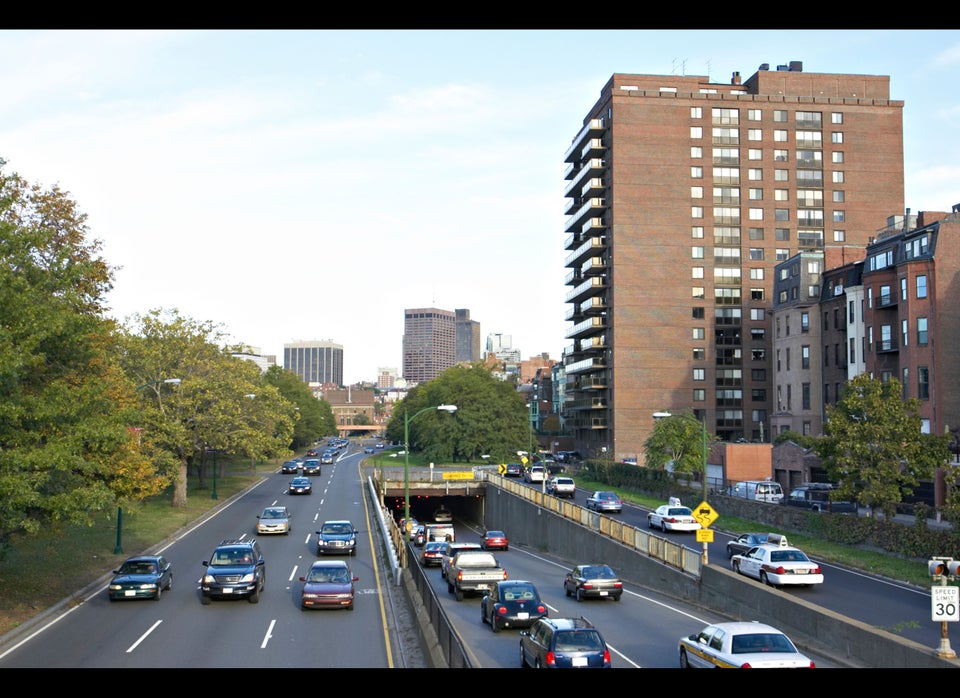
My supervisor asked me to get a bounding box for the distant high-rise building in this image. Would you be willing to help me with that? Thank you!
[377,367,399,389]
[455,308,482,363]
[403,307,456,384]
[284,340,343,387]
[563,62,903,461]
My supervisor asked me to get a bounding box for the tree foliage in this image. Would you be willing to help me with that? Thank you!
[0,160,141,551]
[263,365,335,448]
[643,410,713,476]
[385,365,529,463]
[814,374,949,519]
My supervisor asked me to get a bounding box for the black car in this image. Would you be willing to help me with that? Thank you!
[200,539,265,604]
[303,458,321,475]
[504,463,523,478]
[519,616,611,668]
[563,564,623,602]
[280,460,300,474]
[726,532,778,558]
[316,520,358,556]
[481,580,548,633]
[785,483,858,514]
[288,476,312,495]
[108,555,172,601]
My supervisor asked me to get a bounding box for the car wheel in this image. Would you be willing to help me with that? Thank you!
[456,587,464,602]
[351,548,356,556]
[760,571,772,587]
[661,521,667,532]
[200,594,211,605]
[520,645,528,668]
[249,583,260,604]
[732,560,740,574]
[166,574,173,591]
[576,587,584,602]
[481,604,488,624]
[503,545,508,552]
[347,602,354,611]
[564,583,571,597]
[492,616,501,633]
[648,518,654,529]
[614,592,622,602]
[679,648,690,668]
[154,585,161,601]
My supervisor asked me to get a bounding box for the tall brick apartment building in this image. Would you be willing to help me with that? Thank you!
[562,61,904,462]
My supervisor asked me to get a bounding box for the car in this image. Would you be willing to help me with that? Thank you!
[519,616,611,668]
[363,446,375,454]
[440,541,481,579]
[302,458,322,474]
[320,451,335,464]
[421,541,446,566]
[375,442,385,449]
[785,483,858,513]
[256,505,291,535]
[585,491,622,513]
[481,530,509,551]
[108,555,172,601]
[556,450,582,465]
[647,503,701,532]
[316,519,358,556]
[305,449,319,458]
[200,539,265,604]
[620,457,638,466]
[288,476,312,495]
[726,532,779,559]
[546,476,576,498]
[423,522,455,544]
[678,621,816,668]
[504,463,523,478]
[298,559,358,610]
[563,564,623,602]
[730,535,824,587]
[280,460,300,474]
[524,465,546,483]
[433,505,453,523]
[481,580,548,632]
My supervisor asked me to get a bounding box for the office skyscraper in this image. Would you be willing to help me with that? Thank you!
[403,307,456,384]
[456,308,482,363]
[562,61,903,461]
[284,340,343,387]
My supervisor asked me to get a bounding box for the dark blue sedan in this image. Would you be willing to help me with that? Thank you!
[108,555,172,601]
[288,476,313,495]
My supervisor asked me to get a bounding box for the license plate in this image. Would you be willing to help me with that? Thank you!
[599,590,608,596]
[795,569,808,574]
[223,588,233,594]
[125,590,136,596]
[572,657,587,667]
[517,612,529,620]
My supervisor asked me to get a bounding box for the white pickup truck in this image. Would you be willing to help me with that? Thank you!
[446,550,506,601]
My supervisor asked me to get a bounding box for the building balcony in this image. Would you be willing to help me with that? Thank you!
[580,138,606,161]
[876,339,899,353]
[565,356,607,375]
[564,158,606,196]
[581,216,607,237]
[564,118,605,163]
[579,334,607,351]
[565,236,607,268]
[565,198,607,235]
[580,177,606,199]
[581,256,607,277]
[566,315,607,340]
[565,277,607,305]
[564,269,582,287]
[571,397,608,411]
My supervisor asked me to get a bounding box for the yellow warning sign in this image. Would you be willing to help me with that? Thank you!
[692,501,719,528]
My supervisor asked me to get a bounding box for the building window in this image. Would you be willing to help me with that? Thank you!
[801,311,809,332]
[774,189,789,201]
[823,344,829,367]
[692,306,705,319]
[802,345,810,369]
[690,107,702,119]
[802,383,811,410]
[751,287,764,300]
[690,186,703,198]
[750,308,765,321]
[832,132,843,144]
[774,149,788,162]
[693,347,705,360]
[802,421,811,436]
[773,228,788,241]
[750,268,764,280]
[693,328,705,340]
[776,349,781,372]
[692,286,705,299]
[693,368,705,381]
[748,168,762,180]
[692,267,704,278]
[752,349,766,361]
[849,337,856,364]
[833,229,845,242]
[751,328,765,341]
[748,148,762,160]
[831,112,843,124]
[902,319,909,348]
[749,248,764,260]
[774,169,789,182]
[918,366,930,400]
[824,384,830,404]
[690,166,703,179]
[918,317,928,345]
[833,190,845,202]
[773,110,787,122]
[747,109,761,121]
[776,248,789,260]
[749,188,762,200]
[747,129,762,141]
[833,210,845,222]
[916,274,927,298]
[690,126,702,139]
[775,208,789,221]
[774,129,788,141]
[832,152,844,163]
[833,171,845,183]
[749,208,763,220]
[691,146,702,158]
[691,246,704,259]
[693,389,706,401]
[691,206,703,218]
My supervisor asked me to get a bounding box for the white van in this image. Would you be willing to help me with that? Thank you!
[728,480,784,504]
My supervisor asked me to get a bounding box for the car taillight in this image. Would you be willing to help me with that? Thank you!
[545,651,557,667]
[497,606,507,615]
[740,663,753,668]
[583,582,594,589]
[502,570,508,580]
[813,565,821,574]
[775,566,786,574]
[536,604,546,614]
[613,582,622,588]
[603,649,611,666]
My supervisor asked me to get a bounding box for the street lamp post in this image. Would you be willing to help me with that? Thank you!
[404,404,457,544]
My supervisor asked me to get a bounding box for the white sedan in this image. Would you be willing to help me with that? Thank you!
[647,504,701,532]
[730,540,824,587]
[679,621,815,668]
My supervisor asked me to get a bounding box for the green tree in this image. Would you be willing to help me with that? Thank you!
[263,365,335,448]
[643,410,713,478]
[385,365,528,463]
[814,374,949,519]
[0,160,144,552]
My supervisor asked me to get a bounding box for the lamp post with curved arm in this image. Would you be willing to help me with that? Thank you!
[404,404,457,544]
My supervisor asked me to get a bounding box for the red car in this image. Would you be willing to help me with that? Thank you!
[481,530,509,551]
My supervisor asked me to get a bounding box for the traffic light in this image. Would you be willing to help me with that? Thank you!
[928,558,960,577]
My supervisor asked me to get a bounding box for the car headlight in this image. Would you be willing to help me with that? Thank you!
[239,572,256,583]
[108,583,122,591]
[202,574,216,584]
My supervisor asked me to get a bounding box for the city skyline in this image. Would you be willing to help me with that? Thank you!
[1,29,957,383]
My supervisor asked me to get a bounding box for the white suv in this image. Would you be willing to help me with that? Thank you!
[546,476,576,499]
[524,465,546,483]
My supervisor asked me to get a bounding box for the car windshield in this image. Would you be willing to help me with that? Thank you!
[731,632,796,654]
[262,509,286,519]
[669,507,692,516]
[555,631,603,651]
[599,493,617,500]
[486,531,504,537]
[770,550,810,563]
[307,567,351,583]
[120,561,157,575]
[583,566,615,579]
[213,549,254,565]
[501,585,537,601]
[322,523,353,535]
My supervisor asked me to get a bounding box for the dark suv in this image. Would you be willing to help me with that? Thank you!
[519,616,611,668]
[785,483,857,514]
[200,539,266,604]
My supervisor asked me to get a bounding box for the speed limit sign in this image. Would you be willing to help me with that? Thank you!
[932,586,960,622]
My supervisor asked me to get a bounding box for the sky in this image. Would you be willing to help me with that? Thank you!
[2,29,958,384]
